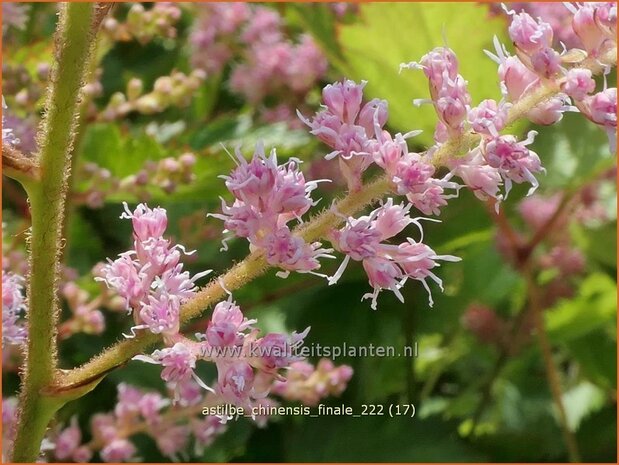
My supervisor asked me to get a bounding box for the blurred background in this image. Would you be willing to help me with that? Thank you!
[2,2,616,462]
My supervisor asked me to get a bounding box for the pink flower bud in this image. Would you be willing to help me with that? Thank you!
[508,11,553,54]
[468,99,508,137]
[138,342,197,385]
[530,47,562,78]
[322,80,366,125]
[121,203,168,242]
[572,3,610,54]
[561,68,596,101]
[581,87,617,128]
[206,300,249,347]
[499,56,539,102]
[72,446,93,463]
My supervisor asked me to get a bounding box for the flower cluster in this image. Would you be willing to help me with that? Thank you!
[50,352,352,462]
[211,143,333,277]
[76,153,198,208]
[57,283,106,339]
[500,4,616,148]
[1,2,29,36]
[271,358,353,405]
[100,70,206,121]
[2,269,27,348]
[134,296,310,407]
[190,3,327,126]
[299,79,390,191]
[98,203,210,340]
[102,3,182,44]
[327,199,460,309]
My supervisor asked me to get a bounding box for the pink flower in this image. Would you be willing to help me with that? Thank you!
[100,439,137,462]
[392,239,461,306]
[571,3,615,55]
[138,292,181,336]
[272,359,353,405]
[403,47,471,134]
[98,204,209,338]
[155,424,190,459]
[373,198,414,241]
[580,87,617,128]
[328,201,460,309]
[224,145,279,206]
[2,270,27,347]
[264,227,332,274]
[482,132,544,196]
[449,150,503,202]
[468,99,509,138]
[299,80,389,189]
[206,299,254,347]
[322,79,365,125]
[362,256,404,308]
[54,417,81,460]
[252,328,310,372]
[217,361,256,405]
[135,342,197,387]
[121,202,168,242]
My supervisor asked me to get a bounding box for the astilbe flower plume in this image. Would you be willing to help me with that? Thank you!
[190,3,327,126]
[211,143,333,278]
[98,203,211,340]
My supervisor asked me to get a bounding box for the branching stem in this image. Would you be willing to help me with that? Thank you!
[55,46,617,392]
[10,4,101,462]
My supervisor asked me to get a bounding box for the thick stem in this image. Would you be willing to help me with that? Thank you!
[11,3,98,462]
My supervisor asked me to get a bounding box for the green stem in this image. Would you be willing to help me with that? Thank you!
[11,3,98,462]
[526,268,581,462]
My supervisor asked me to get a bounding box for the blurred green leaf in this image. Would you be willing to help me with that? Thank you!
[568,331,617,390]
[562,381,606,431]
[533,112,614,190]
[546,273,616,343]
[336,3,508,144]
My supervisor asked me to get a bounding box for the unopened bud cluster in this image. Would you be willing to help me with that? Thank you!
[100,70,206,121]
[77,152,198,208]
[102,2,182,44]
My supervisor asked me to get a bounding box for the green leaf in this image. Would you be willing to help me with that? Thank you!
[336,3,508,144]
[545,273,616,343]
[532,112,614,190]
[562,381,606,431]
[79,123,167,178]
[568,331,617,390]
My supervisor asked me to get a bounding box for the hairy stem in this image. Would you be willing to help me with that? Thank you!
[11,3,99,462]
[56,44,616,390]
